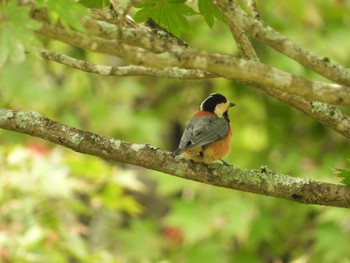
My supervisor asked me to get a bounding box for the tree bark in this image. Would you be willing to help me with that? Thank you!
[1,108,349,208]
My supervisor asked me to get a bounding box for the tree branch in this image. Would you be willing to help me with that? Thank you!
[31,7,185,53]
[35,22,350,106]
[39,50,350,141]
[0,108,349,208]
[245,0,261,22]
[261,89,350,140]
[217,0,350,86]
[31,6,350,141]
[215,0,350,140]
[39,49,215,79]
[216,0,259,61]
[34,18,350,140]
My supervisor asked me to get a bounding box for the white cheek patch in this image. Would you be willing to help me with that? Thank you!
[214,102,229,118]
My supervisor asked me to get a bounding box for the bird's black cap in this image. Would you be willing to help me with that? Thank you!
[200,93,231,112]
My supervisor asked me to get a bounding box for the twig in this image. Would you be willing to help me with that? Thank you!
[246,0,261,22]
[108,0,136,38]
[259,88,350,139]
[1,108,349,208]
[216,0,259,61]
[40,49,215,79]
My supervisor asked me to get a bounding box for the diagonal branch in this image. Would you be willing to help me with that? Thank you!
[216,0,259,61]
[216,0,350,86]
[245,0,261,21]
[215,0,350,141]
[0,108,349,208]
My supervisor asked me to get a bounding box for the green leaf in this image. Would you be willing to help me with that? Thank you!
[336,170,350,185]
[135,0,157,8]
[0,1,41,67]
[335,159,350,185]
[313,222,350,262]
[78,0,109,8]
[198,0,225,28]
[36,0,89,31]
[337,170,350,185]
[133,6,152,23]
[133,0,196,36]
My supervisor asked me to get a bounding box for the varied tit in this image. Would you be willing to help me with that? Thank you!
[173,93,235,163]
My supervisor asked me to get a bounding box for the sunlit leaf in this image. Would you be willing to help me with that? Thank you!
[120,195,143,215]
[134,0,196,36]
[313,222,350,262]
[78,0,109,8]
[36,0,89,31]
[198,0,225,28]
[335,159,350,186]
[19,226,44,249]
[337,169,350,185]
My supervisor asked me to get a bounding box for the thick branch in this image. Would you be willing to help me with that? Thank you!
[31,7,184,53]
[0,108,349,208]
[36,23,350,140]
[32,10,350,140]
[35,22,350,106]
[217,0,350,86]
[39,50,350,140]
[261,89,350,139]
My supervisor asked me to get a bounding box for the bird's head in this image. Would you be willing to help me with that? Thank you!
[200,93,235,119]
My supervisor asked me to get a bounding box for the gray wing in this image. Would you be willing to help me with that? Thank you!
[173,115,229,156]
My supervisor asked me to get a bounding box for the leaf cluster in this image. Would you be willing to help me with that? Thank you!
[0,145,142,262]
[0,0,89,68]
[134,0,224,36]
[36,0,89,31]
[0,1,40,67]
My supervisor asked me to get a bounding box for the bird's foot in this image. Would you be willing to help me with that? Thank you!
[220,159,231,166]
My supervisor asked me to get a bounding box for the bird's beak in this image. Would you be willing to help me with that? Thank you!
[229,102,236,107]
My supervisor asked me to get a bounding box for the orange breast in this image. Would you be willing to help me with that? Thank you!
[203,127,232,162]
[181,127,232,163]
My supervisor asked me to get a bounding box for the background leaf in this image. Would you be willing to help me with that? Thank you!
[78,0,110,8]
[0,1,40,67]
[198,0,225,28]
[335,159,350,185]
[36,0,89,31]
[134,0,196,36]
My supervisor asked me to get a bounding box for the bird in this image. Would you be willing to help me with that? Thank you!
[173,93,235,163]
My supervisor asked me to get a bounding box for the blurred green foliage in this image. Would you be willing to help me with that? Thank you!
[134,0,197,36]
[1,0,350,262]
